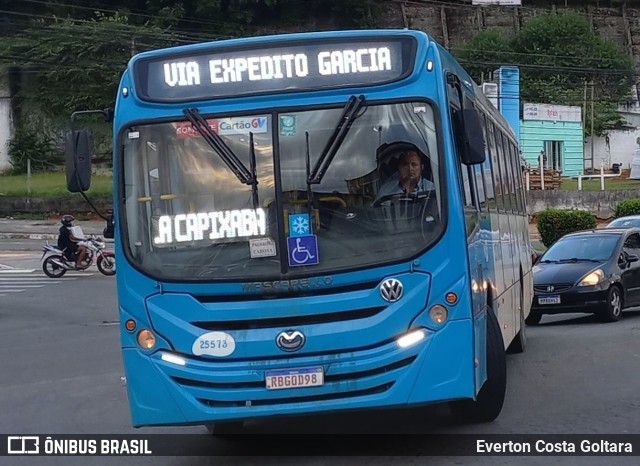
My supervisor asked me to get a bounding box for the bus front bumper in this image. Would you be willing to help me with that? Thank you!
[122,319,475,427]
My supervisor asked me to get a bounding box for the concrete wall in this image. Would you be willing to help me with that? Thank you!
[0,67,12,172]
[397,1,640,79]
[526,188,640,220]
[520,120,584,176]
[585,123,640,173]
[0,197,112,216]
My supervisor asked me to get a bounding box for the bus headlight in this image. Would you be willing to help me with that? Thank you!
[397,329,426,348]
[429,305,448,324]
[161,352,186,366]
[137,329,156,350]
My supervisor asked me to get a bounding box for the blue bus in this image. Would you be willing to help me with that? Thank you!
[66,29,533,432]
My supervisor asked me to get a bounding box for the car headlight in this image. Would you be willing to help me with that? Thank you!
[578,269,604,286]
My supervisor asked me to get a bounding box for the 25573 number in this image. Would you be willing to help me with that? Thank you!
[192,331,236,357]
[199,339,229,350]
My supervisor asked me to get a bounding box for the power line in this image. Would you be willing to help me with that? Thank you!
[15,0,250,30]
[398,0,639,21]
[0,9,234,42]
[458,59,634,76]
[451,46,633,66]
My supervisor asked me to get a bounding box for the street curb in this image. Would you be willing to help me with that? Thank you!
[0,233,58,240]
[0,233,113,241]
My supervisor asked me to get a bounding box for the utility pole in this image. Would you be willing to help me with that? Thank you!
[131,37,137,57]
[583,79,588,172]
[590,78,595,173]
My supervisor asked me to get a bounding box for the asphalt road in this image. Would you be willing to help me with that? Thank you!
[1,239,639,465]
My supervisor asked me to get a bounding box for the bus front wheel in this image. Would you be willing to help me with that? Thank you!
[449,307,506,423]
[205,421,244,435]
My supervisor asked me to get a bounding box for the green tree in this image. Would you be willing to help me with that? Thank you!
[0,13,175,121]
[454,12,635,136]
[452,29,511,79]
[144,0,380,29]
[0,12,176,163]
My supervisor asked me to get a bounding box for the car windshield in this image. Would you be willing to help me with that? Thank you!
[541,235,620,262]
[122,102,443,281]
[608,217,640,228]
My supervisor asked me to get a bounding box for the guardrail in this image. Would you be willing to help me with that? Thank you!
[574,166,621,191]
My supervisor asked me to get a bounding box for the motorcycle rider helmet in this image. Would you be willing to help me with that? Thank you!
[61,214,75,226]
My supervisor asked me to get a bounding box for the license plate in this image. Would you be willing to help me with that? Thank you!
[265,366,324,390]
[539,295,561,305]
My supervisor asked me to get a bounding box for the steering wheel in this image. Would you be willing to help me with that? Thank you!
[372,193,421,207]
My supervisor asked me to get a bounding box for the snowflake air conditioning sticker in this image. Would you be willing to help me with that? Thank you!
[288,213,311,237]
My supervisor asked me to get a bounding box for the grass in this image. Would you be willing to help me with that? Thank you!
[560,177,640,191]
[2,172,639,197]
[0,172,113,197]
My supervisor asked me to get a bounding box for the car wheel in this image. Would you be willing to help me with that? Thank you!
[597,286,623,323]
[525,309,542,326]
[449,307,506,423]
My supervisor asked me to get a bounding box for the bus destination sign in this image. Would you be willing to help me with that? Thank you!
[133,37,416,102]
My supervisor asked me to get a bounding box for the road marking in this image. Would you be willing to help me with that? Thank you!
[0,269,37,274]
[0,289,26,293]
[0,273,93,278]
[0,278,64,283]
[0,284,45,288]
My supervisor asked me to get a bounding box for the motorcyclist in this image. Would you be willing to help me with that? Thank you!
[57,214,89,270]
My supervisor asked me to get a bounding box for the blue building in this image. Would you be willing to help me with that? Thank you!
[520,103,584,177]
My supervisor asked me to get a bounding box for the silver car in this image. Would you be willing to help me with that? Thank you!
[606,215,640,229]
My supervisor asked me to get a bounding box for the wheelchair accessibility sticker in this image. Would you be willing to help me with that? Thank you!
[287,235,319,267]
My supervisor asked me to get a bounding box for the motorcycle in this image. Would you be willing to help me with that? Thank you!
[41,236,116,278]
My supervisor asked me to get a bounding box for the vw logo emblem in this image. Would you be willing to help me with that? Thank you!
[380,278,404,302]
[276,330,306,352]
[546,285,555,292]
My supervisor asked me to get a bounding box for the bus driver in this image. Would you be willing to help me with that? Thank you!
[374,143,434,204]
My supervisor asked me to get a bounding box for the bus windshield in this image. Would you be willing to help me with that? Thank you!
[122,101,444,281]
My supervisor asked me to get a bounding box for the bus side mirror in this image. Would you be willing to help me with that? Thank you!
[65,129,92,192]
[460,108,486,165]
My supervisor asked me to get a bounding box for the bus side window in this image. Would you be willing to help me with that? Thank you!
[480,113,495,212]
[494,129,511,213]
[516,144,526,214]
[474,165,487,210]
[487,122,504,212]
[509,143,524,214]
[503,138,517,214]
[460,162,474,208]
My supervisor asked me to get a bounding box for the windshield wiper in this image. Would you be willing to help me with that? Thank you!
[184,108,256,187]
[307,95,366,185]
[248,131,259,208]
[558,258,601,263]
[540,259,559,263]
[184,108,259,208]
